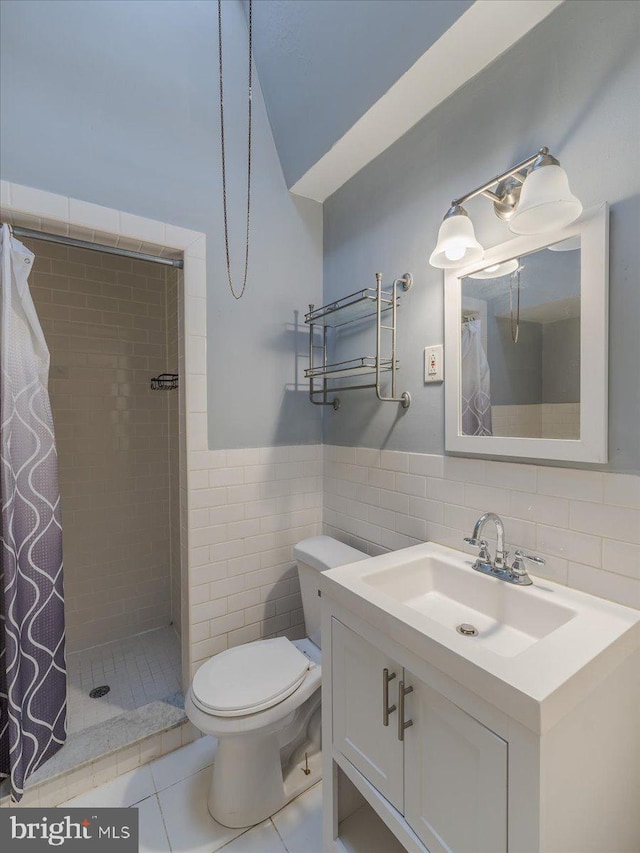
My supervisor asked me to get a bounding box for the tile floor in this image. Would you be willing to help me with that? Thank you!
[60,736,323,852]
[66,627,182,734]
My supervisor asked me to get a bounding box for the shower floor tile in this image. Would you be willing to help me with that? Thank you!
[66,626,182,735]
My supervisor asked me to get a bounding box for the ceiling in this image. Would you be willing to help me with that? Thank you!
[245,0,564,202]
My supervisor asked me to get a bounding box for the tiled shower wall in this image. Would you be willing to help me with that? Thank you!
[323,446,640,610]
[166,268,181,634]
[26,238,180,651]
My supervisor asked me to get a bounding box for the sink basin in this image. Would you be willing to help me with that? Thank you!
[362,556,575,657]
[321,540,640,732]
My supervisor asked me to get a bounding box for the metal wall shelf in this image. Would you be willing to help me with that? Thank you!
[305,273,412,411]
[306,356,396,380]
[305,288,396,328]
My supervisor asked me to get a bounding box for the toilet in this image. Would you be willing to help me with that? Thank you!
[185,535,367,828]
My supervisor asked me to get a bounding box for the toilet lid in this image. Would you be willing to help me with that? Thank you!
[191,637,310,717]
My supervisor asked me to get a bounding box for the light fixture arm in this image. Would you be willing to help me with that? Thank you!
[451,147,550,209]
[430,145,581,269]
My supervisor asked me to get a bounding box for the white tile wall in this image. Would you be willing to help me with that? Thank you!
[491,403,580,439]
[186,445,322,676]
[491,404,542,438]
[541,403,580,439]
[323,446,640,609]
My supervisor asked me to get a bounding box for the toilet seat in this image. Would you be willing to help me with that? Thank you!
[191,637,310,717]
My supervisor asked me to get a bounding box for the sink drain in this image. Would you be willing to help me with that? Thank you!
[89,685,110,699]
[456,623,479,637]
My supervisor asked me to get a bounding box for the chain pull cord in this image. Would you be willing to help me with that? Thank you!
[509,264,521,344]
[218,0,252,300]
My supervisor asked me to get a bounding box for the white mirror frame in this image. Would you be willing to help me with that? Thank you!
[445,203,609,463]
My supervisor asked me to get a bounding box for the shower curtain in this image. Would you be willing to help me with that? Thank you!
[0,224,66,801]
[461,317,493,436]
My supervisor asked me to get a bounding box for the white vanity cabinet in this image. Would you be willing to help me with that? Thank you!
[403,678,507,853]
[331,618,507,853]
[321,544,640,853]
[332,618,404,811]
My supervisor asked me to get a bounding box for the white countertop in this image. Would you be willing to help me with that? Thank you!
[320,542,640,734]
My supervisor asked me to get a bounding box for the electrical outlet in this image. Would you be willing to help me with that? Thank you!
[424,345,443,383]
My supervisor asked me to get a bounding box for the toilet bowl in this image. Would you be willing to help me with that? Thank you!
[185,535,367,828]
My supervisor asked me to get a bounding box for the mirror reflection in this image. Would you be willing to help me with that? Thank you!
[460,239,581,439]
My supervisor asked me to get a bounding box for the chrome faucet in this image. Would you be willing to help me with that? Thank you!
[467,511,507,569]
[464,512,545,586]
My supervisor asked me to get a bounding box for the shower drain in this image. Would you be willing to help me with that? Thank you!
[456,623,479,637]
[89,685,110,699]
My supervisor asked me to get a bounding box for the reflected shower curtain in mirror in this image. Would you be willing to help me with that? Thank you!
[0,224,66,801]
[461,317,493,436]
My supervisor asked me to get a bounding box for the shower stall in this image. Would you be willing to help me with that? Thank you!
[2,228,185,797]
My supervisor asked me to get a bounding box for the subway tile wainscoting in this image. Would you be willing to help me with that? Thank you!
[322,447,640,610]
[186,445,322,677]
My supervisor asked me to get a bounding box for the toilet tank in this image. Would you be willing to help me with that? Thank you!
[294,536,368,649]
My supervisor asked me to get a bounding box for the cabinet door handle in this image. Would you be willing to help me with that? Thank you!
[398,680,413,741]
[382,668,397,726]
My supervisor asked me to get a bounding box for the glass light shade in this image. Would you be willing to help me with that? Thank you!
[429,211,484,269]
[509,164,582,235]
[468,258,519,279]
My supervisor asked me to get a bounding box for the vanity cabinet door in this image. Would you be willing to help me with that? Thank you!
[404,676,507,853]
[331,618,404,811]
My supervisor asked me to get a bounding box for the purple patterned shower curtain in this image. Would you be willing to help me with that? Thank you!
[461,317,493,436]
[0,224,66,801]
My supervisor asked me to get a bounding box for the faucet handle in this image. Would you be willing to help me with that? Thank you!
[510,549,544,585]
[464,537,491,563]
[513,549,546,566]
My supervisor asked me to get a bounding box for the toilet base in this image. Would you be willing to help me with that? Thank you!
[185,638,324,828]
[208,731,322,828]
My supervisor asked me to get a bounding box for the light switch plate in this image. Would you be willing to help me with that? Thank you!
[424,345,443,383]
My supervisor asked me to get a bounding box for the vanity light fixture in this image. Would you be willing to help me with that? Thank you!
[428,205,484,269]
[429,147,582,269]
[509,151,582,235]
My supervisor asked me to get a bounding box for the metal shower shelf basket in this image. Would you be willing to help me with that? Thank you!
[150,373,179,391]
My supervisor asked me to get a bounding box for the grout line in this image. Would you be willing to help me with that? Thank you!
[151,792,173,852]
[270,816,290,852]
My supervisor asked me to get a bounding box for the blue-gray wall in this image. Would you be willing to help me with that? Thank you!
[467,247,581,406]
[0,0,323,449]
[543,318,580,404]
[246,0,472,188]
[323,0,640,473]
[489,319,543,407]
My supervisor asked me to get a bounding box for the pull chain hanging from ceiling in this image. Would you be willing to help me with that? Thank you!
[218,0,253,300]
[509,265,522,344]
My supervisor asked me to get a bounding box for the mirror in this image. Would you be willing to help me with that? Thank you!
[461,241,580,439]
[445,204,608,463]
